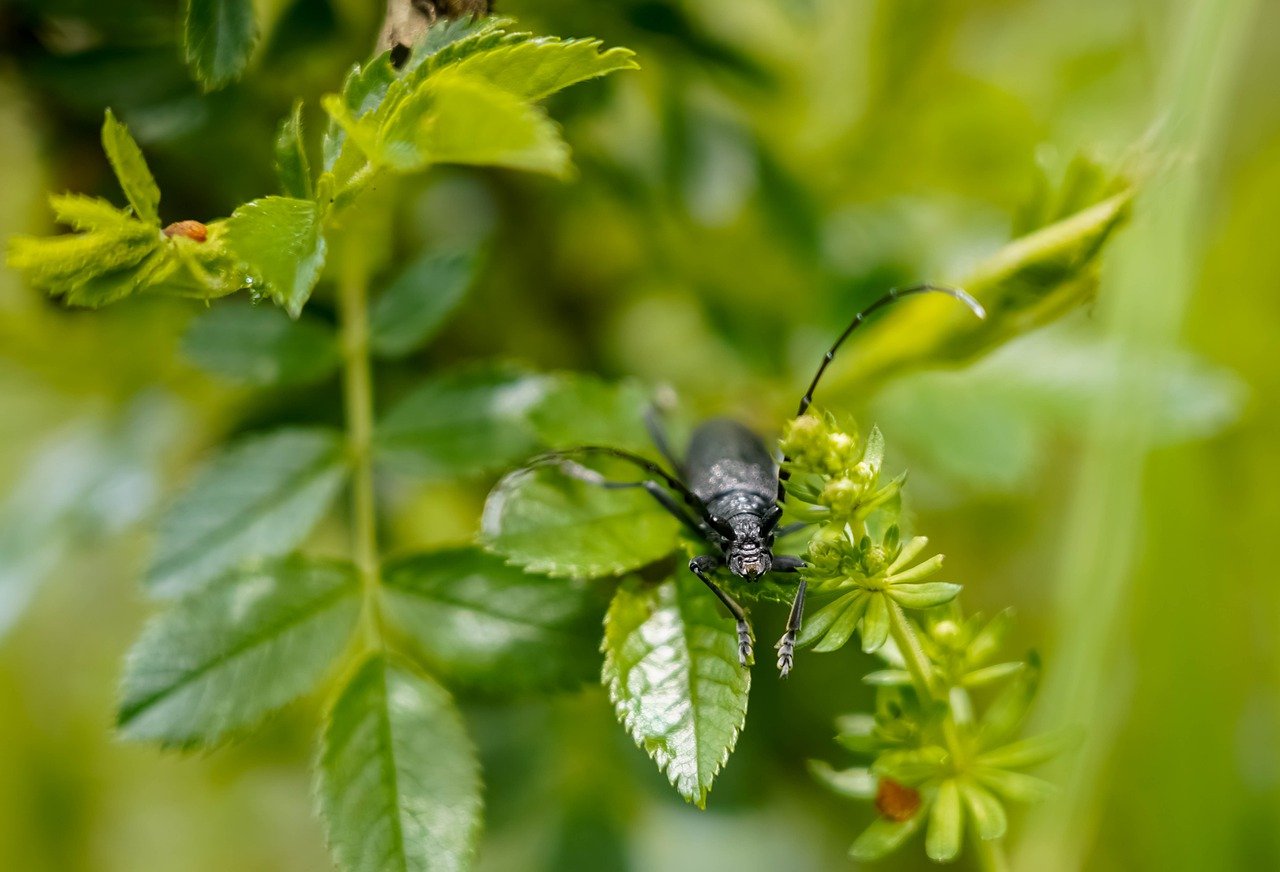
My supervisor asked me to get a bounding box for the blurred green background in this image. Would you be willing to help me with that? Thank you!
[0,0,1276,869]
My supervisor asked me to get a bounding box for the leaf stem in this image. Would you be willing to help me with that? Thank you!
[338,244,383,649]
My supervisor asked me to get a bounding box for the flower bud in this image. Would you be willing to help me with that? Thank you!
[820,476,862,517]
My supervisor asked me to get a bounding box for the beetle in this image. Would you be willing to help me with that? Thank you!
[537,284,984,676]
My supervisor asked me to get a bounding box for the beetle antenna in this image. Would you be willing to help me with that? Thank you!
[778,283,985,501]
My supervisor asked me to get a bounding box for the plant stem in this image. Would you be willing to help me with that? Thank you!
[886,598,1009,872]
[338,245,383,650]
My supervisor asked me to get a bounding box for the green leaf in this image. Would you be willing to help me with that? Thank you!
[849,815,922,862]
[960,780,1008,841]
[224,196,327,317]
[182,301,339,386]
[7,218,158,306]
[834,713,878,754]
[48,193,134,231]
[861,592,890,653]
[926,779,964,862]
[317,655,481,872]
[445,37,638,102]
[183,0,258,91]
[146,427,348,598]
[972,766,1057,804]
[274,100,312,199]
[977,729,1079,770]
[378,73,571,176]
[863,669,912,686]
[979,653,1041,747]
[966,609,1015,668]
[101,110,160,224]
[526,373,654,454]
[481,463,680,579]
[961,661,1024,689]
[369,248,478,357]
[323,55,396,171]
[797,590,868,652]
[862,425,886,473]
[873,747,949,785]
[382,546,604,691]
[807,760,876,799]
[376,365,549,479]
[603,574,751,808]
[888,581,961,609]
[118,557,359,746]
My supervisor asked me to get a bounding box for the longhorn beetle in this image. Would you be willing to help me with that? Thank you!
[535,284,984,676]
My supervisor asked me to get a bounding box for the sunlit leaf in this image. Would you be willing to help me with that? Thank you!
[481,463,680,579]
[376,365,549,478]
[443,37,638,101]
[889,581,962,609]
[382,546,604,691]
[146,428,348,597]
[224,196,327,317]
[101,109,160,224]
[118,557,359,746]
[317,655,481,872]
[182,301,339,386]
[925,779,963,862]
[369,248,478,357]
[602,574,750,808]
[183,0,258,91]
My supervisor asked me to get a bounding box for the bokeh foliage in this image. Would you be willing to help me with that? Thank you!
[0,1,1276,871]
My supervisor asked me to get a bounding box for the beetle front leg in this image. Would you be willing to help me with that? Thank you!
[689,555,754,666]
[771,556,806,677]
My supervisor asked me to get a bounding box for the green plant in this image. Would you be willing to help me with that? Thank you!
[8,12,637,871]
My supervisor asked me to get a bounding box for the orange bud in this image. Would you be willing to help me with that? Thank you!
[875,778,921,822]
[163,220,208,242]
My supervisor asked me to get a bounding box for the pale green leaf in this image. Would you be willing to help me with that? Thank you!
[376,366,549,478]
[323,55,396,171]
[807,591,869,653]
[966,609,1015,668]
[382,546,604,691]
[274,100,312,199]
[603,574,750,808]
[224,196,327,317]
[976,729,1079,770]
[873,747,949,785]
[182,301,339,386]
[849,815,922,862]
[863,669,912,686]
[888,581,961,609]
[926,779,964,862]
[979,653,1041,747]
[369,248,478,357]
[807,760,876,799]
[861,592,890,653]
[481,463,680,579]
[445,37,638,102]
[960,780,1008,841]
[972,766,1057,804]
[317,656,481,872]
[862,425,885,472]
[146,427,348,597]
[526,373,654,454]
[118,557,359,746]
[961,661,1024,688]
[834,713,878,754]
[101,109,160,224]
[183,0,258,91]
[48,193,133,232]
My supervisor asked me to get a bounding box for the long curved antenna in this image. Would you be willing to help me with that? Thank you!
[529,445,721,532]
[778,283,985,501]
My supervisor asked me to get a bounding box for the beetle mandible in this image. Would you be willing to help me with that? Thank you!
[537,284,984,676]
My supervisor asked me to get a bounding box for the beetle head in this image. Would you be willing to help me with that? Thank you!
[724,514,772,579]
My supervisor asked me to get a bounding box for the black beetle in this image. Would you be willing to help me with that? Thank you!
[539,284,984,676]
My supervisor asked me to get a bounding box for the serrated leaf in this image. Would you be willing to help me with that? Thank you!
[382,546,604,691]
[376,366,548,479]
[183,0,258,91]
[7,226,158,305]
[849,815,922,862]
[960,780,1008,841]
[182,301,339,386]
[889,581,961,609]
[146,427,348,598]
[369,248,477,357]
[118,557,359,746]
[101,109,160,224]
[445,38,638,102]
[603,574,750,808]
[317,656,481,872]
[323,56,397,171]
[48,193,134,232]
[526,373,654,454]
[481,463,680,579]
[224,196,327,317]
[274,100,312,199]
[926,779,963,862]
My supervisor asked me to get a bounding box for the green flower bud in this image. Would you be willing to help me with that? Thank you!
[781,415,829,469]
[820,476,863,517]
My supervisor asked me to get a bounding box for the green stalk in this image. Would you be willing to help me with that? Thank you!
[338,246,384,650]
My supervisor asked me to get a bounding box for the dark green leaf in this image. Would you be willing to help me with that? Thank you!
[224,196,327,317]
[101,110,160,224]
[481,463,680,579]
[118,557,360,746]
[182,301,339,386]
[317,656,481,872]
[376,366,548,478]
[526,373,654,454]
[603,574,751,808]
[183,0,258,91]
[274,100,312,199]
[146,428,348,597]
[382,546,604,691]
[369,248,478,357]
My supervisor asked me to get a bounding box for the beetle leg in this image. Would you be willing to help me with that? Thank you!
[775,520,813,539]
[644,405,685,476]
[771,556,807,677]
[690,555,753,666]
[554,459,711,542]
